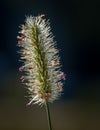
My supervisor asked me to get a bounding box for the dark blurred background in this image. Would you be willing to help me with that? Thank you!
[0,0,100,130]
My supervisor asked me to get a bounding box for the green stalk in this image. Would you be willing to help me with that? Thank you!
[45,101,52,130]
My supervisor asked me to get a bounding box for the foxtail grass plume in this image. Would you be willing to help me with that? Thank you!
[17,15,66,106]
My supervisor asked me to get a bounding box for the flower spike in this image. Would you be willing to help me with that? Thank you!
[18,14,65,106]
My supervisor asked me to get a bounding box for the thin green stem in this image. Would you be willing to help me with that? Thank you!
[45,101,52,130]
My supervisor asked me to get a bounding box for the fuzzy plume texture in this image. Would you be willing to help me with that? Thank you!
[17,15,65,105]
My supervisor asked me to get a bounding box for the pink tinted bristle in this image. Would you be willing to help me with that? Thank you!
[26,103,31,107]
[19,67,23,72]
[61,72,66,80]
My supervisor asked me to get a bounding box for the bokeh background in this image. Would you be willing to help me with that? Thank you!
[0,0,100,130]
